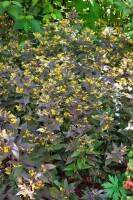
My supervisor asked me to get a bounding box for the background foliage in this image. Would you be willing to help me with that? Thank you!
[0,0,132,35]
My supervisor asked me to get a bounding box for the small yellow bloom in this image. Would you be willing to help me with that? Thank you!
[60,187,63,191]
[103,124,110,130]
[1,129,6,136]
[51,109,56,115]
[10,118,17,124]
[55,117,63,123]
[16,87,24,93]
[15,105,22,111]
[28,170,37,177]
[40,164,47,172]
[3,145,10,153]
[17,177,23,183]
[33,33,42,39]
[5,167,11,174]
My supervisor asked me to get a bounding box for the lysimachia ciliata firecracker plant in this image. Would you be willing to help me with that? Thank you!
[0,13,133,199]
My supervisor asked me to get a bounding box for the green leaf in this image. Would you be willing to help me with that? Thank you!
[7,5,22,18]
[43,14,51,21]
[64,163,75,171]
[19,41,26,48]
[54,1,62,6]
[52,154,61,160]
[127,30,133,37]
[75,0,89,11]
[28,6,39,17]
[25,15,34,19]
[0,3,6,15]
[54,9,63,19]
[82,12,98,27]
[125,22,133,28]
[114,1,126,11]
[66,1,75,7]
[81,163,90,169]
[0,184,7,194]
[89,1,100,16]
[105,188,114,197]
[30,19,41,32]
[13,19,24,30]
[113,191,120,200]
[109,175,118,185]
[13,167,23,179]
[12,1,22,7]
[122,9,131,18]
[54,180,62,188]
[2,1,11,8]
[43,4,53,14]
[23,19,31,32]
[65,171,74,176]
[102,182,114,188]
[49,187,59,199]
[51,13,56,19]
[16,15,25,19]
[32,0,39,6]
[77,159,82,169]
[71,151,80,158]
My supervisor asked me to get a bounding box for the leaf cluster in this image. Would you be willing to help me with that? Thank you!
[0,0,133,36]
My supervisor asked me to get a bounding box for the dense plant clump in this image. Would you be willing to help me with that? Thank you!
[0,14,133,199]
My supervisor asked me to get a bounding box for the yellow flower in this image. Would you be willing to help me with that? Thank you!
[55,117,63,123]
[120,146,127,153]
[82,96,87,100]
[24,117,31,121]
[33,33,42,39]
[1,129,6,136]
[51,109,56,115]
[16,87,24,93]
[35,179,44,189]
[15,105,22,111]
[28,170,37,177]
[60,187,63,191]
[103,124,110,130]
[17,177,23,183]
[5,167,11,174]
[64,112,71,117]
[40,164,47,172]
[10,118,17,124]
[3,145,10,153]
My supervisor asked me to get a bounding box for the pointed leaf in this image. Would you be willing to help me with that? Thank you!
[12,143,19,160]
[30,19,41,32]
[45,164,56,170]
[12,1,22,7]
[2,1,11,8]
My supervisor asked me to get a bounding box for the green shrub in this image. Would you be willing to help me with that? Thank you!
[0,0,133,36]
[0,14,133,199]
